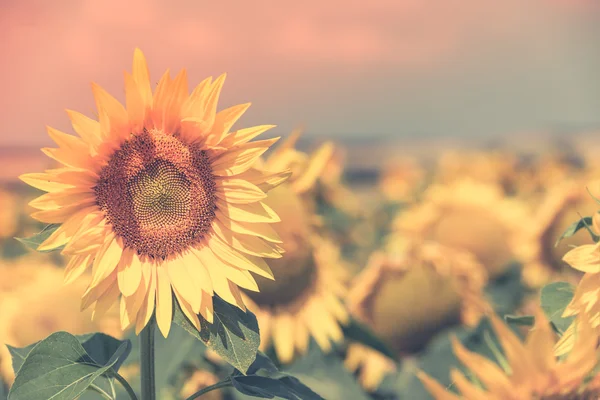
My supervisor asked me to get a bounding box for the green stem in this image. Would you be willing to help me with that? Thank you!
[111,372,139,400]
[184,379,233,400]
[140,315,157,400]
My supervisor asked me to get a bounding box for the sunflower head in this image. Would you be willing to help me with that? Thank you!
[347,236,490,355]
[240,134,350,363]
[518,180,598,287]
[20,48,290,338]
[393,179,528,278]
[419,307,600,399]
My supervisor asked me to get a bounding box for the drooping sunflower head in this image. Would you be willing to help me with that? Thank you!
[518,180,598,287]
[419,308,600,400]
[393,179,528,278]
[20,49,290,338]
[240,134,350,364]
[347,236,491,356]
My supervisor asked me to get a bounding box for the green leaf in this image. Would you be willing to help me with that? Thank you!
[173,295,260,374]
[8,333,131,376]
[8,331,131,400]
[504,315,535,327]
[230,353,323,400]
[283,344,371,400]
[541,281,576,334]
[14,224,63,253]
[342,316,396,360]
[555,216,598,246]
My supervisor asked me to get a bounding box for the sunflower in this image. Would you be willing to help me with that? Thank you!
[347,236,490,358]
[19,48,289,338]
[518,180,598,287]
[379,156,426,203]
[392,179,527,278]
[434,150,520,194]
[418,308,600,399]
[241,134,350,364]
[180,370,222,400]
[0,260,120,386]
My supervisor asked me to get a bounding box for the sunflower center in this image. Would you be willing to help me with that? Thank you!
[369,265,462,354]
[244,183,318,308]
[95,129,217,259]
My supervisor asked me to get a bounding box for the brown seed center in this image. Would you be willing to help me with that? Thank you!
[94,129,217,259]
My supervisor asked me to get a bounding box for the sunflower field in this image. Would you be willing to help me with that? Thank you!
[1,48,600,400]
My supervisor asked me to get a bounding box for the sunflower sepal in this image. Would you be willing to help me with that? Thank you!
[14,224,64,253]
[7,331,135,400]
[226,352,324,400]
[172,295,260,374]
[555,215,599,246]
[540,281,576,335]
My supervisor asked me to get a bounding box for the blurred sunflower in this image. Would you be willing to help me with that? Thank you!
[180,370,222,400]
[347,237,490,360]
[378,157,426,204]
[434,150,520,194]
[20,49,289,337]
[0,260,120,386]
[393,179,527,278]
[418,308,600,399]
[518,181,598,287]
[514,150,587,200]
[241,134,350,364]
[317,145,361,217]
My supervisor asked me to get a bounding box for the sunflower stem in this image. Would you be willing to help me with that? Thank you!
[184,379,233,400]
[140,315,157,400]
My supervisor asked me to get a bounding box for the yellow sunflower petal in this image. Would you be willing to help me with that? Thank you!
[562,244,600,273]
[155,267,173,337]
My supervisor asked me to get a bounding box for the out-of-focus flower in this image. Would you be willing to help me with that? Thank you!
[242,134,350,364]
[418,309,600,399]
[434,150,520,194]
[344,343,396,392]
[347,237,490,359]
[180,370,222,400]
[393,179,528,278]
[518,181,598,287]
[0,260,120,386]
[19,48,289,337]
[379,157,426,203]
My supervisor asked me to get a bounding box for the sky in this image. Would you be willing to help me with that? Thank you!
[1,0,600,146]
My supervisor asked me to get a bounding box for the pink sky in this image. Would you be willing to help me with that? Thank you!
[1,0,599,146]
